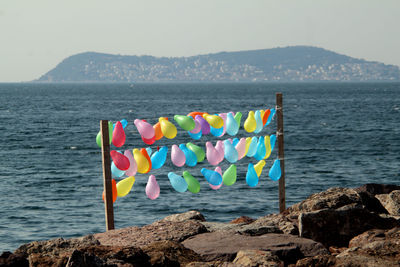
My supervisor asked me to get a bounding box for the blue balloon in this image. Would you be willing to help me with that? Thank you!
[246,137,258,157]
[111,161,125,177]
[179,144,197,167]
[150,146,168,169]
[269,159,281,181]
[246,163,259,187]
[270,134,277,151]
[201,168,223,186]
[253,110,263,134]
[232,138,239,147]
[266,108,276,125]
[168,172,188,192]
[226,112,239,136]
[210,126,224,137]
[254,136,266,160]
[223,140,238,163]
[146,147,152,157]
[188,130,202,140]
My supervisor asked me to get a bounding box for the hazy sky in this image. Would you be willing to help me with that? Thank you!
[0,0,399,82]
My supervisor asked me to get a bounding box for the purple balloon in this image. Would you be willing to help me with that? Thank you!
[195,115,211,135]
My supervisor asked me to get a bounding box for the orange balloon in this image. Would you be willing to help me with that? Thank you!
[187,111,207,118]
[153,122,164,140]
[141,148,152,173]
[262,109,271,125]
[102,179,117,203]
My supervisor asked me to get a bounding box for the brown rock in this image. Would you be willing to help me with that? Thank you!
[159,210,206,223]
[0,251,29,267]
[355,183,400,195]
[295,255,336,267]
[233,250,284,267]
[250,213,298,235]
[186,261,236,267]
[230,216,255,224]
[200,222,282,236]
[376,190,400,216]
[349,227,400,248]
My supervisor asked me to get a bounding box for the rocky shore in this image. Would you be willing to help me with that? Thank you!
[1,183,400,267]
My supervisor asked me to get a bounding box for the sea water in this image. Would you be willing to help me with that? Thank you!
[0,82,399,252]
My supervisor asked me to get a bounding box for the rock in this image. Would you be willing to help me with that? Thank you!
[0,251,29,267]
[376,190,400,216]
[353,190,389,214]
[250,213,298,235]
[355,183,400,195]
[186,261,235,267]
[233,250,284,267]
[348,227,400,248]
[230,216,255,224]
[159,210,206,223]
[295,255,336,267]
[299,205,399,248]
[94,220,207,247]
[182,232,328,264]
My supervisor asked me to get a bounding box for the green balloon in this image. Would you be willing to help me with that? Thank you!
[186,142,205,162]
[96,121,113,147]
[183,171,201,193]
[223,164,237,186]
[234,112,242,127]
[174,115,195,131]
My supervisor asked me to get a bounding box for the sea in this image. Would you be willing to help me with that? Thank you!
[0,82,399,252]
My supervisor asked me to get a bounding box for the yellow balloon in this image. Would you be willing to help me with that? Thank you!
[264,135,272,159]
[260,109,265,120]
[133,148,150,174]
[116,176,135,197]
[203,114,223,128]
[244,111,256,132]
[244,137,252,156]
[159,117,177,139]
[254,160,266,177]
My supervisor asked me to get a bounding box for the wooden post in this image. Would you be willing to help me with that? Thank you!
[276,93,286,213]
[100,120,115,230]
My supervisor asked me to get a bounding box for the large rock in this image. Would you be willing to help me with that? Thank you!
[295,255,336,267]
[233,250,283,267]
[158,210,206,223]
[0,251,29,267]
[182,231,328,264]
[376,190,400,216]
[355,183,400,195]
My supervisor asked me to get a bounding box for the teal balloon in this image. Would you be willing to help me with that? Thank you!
[226,112,239,136]
[232,138,239,147]
[179,144,197,167]
[269,159,281,181]
[111,161,125,177]
[246,137,258,157]
[266,108,276,125]
[253,110,263,134]
[254,136,266,160]
[168,172,188,192]
[113,119,128,130]
[210,126,224,137]
[201,168,222,186]
[146,147,152,157]
[188,130,202,140]
[223,140,238,163]
[270,134,277,151]
[246,163,259,187]
[150,146,168,169]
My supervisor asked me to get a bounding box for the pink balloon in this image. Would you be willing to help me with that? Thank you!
[146,175,160,200]
[217,113,227,137]
[110,150,130,170]
[171,144,186,167]
[235,138,247,160]
[209,167,223,190]
[134,119,155,140]
[124,150,137,176]
[112,121,126,147]
[206,142,222,166]
[189,119,202,134]
[215,141,225,164]
[141,134,156,145]
[228,138,233,144]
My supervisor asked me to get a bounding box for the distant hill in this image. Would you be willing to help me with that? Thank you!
[37,46,400,82]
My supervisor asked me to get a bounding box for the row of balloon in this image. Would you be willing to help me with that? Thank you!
[96,109,276,148]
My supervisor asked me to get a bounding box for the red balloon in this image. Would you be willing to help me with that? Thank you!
[110,150,130,170]
[262,109,271,126]
[112,121,126,147]
[142,135,156,145]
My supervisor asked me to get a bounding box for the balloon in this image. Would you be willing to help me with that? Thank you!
[210,125,224,137]
[263,136,272,159]
[270,134,277,152]
[171,144,186,167]
[159,117,177,139]
[174,115,195,131]
[203,114,224,128]
[201,168,222,186]
[134,119,155,140]
[133,148,150,174]
[244,111,256,133]
[102,179,117,203]
[195,115,210,135]
[226,112,239,136]
[179,144,197,167]
[189,119,201,134]
[188,111,205,118]
[141,134,156,145]
[244,137,251,156]
[269,159,281,181]
[150,146,168,169]
[153,122,164,140]
[146,147,152,157]
[266,108,276,125]
[120,119,128,129]
[209,167,223,190]
[97,121,114,147]
[217,113,227,137]
[254,136,266,160]
[253,110,263,134]
[234,112,242,128]
[124,150,137,176]
[215,141,225,164]
[183,171,200,193]
[206,141,222,166]
[235,138,247,160]
[110,150,130,170]
[223,139,238,163]
[96,131,102,147]
[116,176,135,197]
[246,137,258,157]
[186,142,205,162]
[246,163,259,187]
[232,138,239,147]
[188,129,202,140]
[146,175,160,200]
[168,172,188,192]
[260,110,265,121]
[111,161,125,177]
[112,121,126,147]
[254,160,266,177]
[223,164,237,186]
[262,109,271,125]
[140,148,152,173]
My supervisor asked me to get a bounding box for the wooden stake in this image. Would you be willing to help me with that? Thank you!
[100,120,115,230]
[276,93,286,213]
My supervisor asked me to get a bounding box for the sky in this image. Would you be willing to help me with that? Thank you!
[0,0,399,82]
